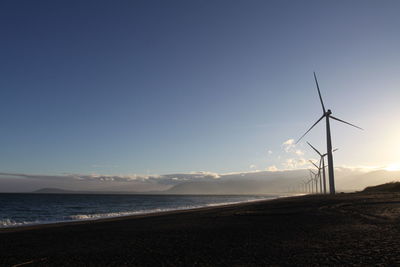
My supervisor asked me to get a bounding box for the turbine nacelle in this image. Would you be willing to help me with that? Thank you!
[325,109,332,116]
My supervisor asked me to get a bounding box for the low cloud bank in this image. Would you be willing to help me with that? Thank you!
[1,168,400,194]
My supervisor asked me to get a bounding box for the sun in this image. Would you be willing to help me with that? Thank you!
[385,163,400,171]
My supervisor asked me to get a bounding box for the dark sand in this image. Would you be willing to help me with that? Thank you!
[1,192,400,266]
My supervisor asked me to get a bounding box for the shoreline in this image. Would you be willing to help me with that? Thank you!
[0,194,293,233]
[1,192,399,266]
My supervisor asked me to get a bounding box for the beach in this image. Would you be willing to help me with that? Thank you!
[1,192,400,266]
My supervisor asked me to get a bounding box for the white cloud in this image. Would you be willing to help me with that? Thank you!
[297,158,308,166]
[189,171,221,179]
[0,171,221,186]
[266,165,278,172]
[0,166,395,193]
[282,158,309,169]
[295,149,304,156]
[267,150,273,155]
[249,164,257,169]
[282,139,296,153]
[335,165,380,172]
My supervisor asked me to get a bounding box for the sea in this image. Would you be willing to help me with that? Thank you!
[0,193,281,228]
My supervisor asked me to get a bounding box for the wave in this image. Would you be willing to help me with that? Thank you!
[0,196,279,229]
[65,198,270,221]
[0,218,43,228]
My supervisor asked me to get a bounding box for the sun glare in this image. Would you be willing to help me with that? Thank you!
[385,163,400,171]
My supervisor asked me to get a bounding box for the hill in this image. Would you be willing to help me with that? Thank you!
[33,188,73,194]
[363,182,400,193]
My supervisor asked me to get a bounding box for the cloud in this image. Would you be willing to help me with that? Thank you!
[282,139,295,153]
[0,166,396,193]
[282,158,309,169]
[279,139,310,170]
[266,165,278,172]
[282,139,305,155]
[249,164,257,169]
[267,150,273,155]
[193,171,221,179]
[335,165,380,173]
[0,171,221,186]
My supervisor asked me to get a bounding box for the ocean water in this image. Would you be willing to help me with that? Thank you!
[0,194,280,228]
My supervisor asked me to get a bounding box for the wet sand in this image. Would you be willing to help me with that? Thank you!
[1,192,400,266]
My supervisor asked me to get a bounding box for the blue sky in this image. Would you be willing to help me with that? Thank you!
[0,0,399,176]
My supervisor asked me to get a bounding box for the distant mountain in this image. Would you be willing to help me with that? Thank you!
[164,180,283,195]
[164,169,400,194]
[29,169,400,195]
[164,170,308,194]
[33,188,73,194]
[32,188,165,195]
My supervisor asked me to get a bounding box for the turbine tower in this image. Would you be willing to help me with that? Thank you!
[297,72,363,195]
[303,179,308,193]
[307,142,338,195]
[309,160,323,194]
[308,170,314,193]
[309,169,318,193]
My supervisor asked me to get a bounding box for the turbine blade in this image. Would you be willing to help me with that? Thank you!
[307,141,322,156]
[330,116,363,130]
[296,114,325,144]
[314,72,326,113]
[318,159,323,176]
[322,148,338,157]
[309,160,319,169]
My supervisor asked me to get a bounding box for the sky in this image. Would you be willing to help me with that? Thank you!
[0,0,399,186]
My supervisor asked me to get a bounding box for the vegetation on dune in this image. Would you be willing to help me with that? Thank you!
[363,181,400,193]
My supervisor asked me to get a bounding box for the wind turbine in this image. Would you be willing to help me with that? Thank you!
[307,142,338,195]
[297,72,363,195]
[308,179,313,193]
[305,179,310,193]
[308,170,314,193]
[309,169,318,193]
[302,179,309,193]
[309,160,323,194]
